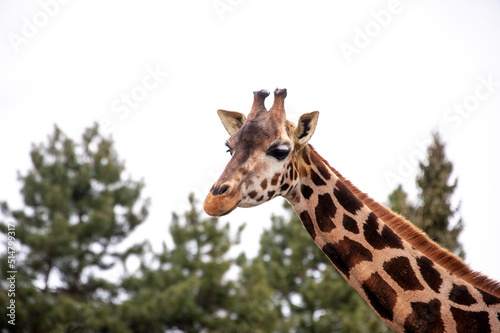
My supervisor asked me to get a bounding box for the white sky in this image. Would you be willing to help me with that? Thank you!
[1,0,500,282]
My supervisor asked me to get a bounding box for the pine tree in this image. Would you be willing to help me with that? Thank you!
[387,185,417,222]
[229,255,280,333]
[388,132,464,257]
[119,194,275,332]
[0,124,149,332]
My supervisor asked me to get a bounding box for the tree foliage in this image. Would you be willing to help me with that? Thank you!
[0,126,466,332]
[119,194,250,332]
[388,132,464,257]
[0,124,149,332]
[118,194,282,332]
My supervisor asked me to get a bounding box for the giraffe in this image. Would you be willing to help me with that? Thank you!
[203,88,500,332]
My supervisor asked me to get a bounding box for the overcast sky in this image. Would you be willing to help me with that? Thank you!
[1,1,500,281]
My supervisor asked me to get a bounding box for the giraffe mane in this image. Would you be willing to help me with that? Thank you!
[308,145,500,298]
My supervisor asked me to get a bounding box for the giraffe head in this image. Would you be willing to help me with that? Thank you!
[204,88,319,216]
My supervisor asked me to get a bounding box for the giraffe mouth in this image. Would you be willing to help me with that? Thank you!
[203,191,241,217]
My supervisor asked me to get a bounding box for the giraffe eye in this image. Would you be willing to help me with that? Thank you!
[267,145,290,161]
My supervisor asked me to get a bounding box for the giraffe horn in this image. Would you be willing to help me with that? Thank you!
[269,88,287,121]
[248,89,270,118]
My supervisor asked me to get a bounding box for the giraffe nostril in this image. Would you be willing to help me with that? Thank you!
[219,185,229,195]
[212,184,230,196]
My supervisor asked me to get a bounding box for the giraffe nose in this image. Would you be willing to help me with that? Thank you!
[212,184,230,196]
[204,182,240,217]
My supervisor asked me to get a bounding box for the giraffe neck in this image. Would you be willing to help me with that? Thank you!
[285,145,500,333]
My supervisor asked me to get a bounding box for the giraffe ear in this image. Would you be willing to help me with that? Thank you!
[296,111,319,148]
[217,110,247,136]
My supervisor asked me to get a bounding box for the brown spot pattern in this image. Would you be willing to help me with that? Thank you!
[280,183,290,192]
[300,211,316,239]
[315,193,336,232]
[478,288,500,306]
[322,237,373,279]
[451,307,491,333]
[302,152,311,165]
[260,179,268,190]
[449,284,477,306]
[362,272,398,321]
[383,256,424,291]
[333,181,363,214]
[416,256,443,293]
[363,212,404,250]
[311,169,326,186]
[310,152,331,181]
[271,173,280,186]
[301,184,314,200]
[342,214,359,234]
[404,299,444,333]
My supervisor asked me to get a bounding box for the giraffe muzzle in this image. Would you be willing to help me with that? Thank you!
[203,183,241,217]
